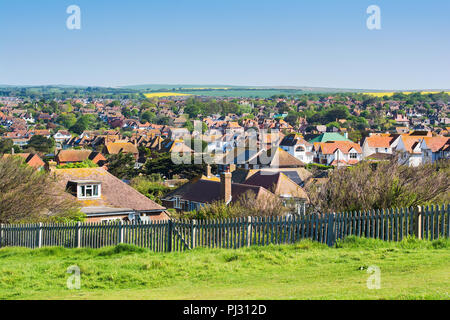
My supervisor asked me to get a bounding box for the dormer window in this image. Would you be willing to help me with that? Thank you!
[69,180,102,199]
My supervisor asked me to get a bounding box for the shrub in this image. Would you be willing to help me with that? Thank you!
[306,158,450,213]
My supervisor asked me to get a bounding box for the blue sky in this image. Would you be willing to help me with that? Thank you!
[0,0,449,90]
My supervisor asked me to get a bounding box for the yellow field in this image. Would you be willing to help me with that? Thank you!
[144,92,193,98]
[365,91,450,97]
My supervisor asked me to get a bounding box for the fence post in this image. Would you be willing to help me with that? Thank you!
[414,206,423,240]
[167,220,173,252]
[76,222,81,248]
[119,220,124,244]
[247,216,252,247]
[0,224,3,248]
[38,223,43,248]
[327,213,336,247]
[191,220,197,250]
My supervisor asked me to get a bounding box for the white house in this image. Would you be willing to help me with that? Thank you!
[279,134,314,164]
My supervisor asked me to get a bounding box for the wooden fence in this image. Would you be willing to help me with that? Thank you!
[0,205,448,251]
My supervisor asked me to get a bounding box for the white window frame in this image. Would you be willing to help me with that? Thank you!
[78,184,101,199]
[174,196,182,209]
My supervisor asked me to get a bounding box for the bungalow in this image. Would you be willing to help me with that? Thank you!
[103,141,139,160]
[55,149,107,166]
[162,171,276,212]
[54,167,168,222]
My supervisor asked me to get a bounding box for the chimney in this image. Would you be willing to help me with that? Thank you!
[220,170,232,204]
[47,160,57,172]
[206,164,212,178]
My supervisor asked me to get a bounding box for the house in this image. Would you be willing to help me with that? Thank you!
[168,128,190,140]
[103,141,139,160]
[361,134,400,158]
[394,135,425,167]
[53,167,168,222]
[313,141,363,166]
[55,149,107,166]
[3,153,45,171]
[159,139,194,154]
[419,136,449,164]
[279,134,314,164]
[394,114,410,126]
[220,147,305,171]
[162,171,276,212]
[53,130,72,149]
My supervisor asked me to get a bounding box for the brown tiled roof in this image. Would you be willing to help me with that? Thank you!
[53,168,166,218]
[165,178,273,204]
[105,142,138,155]
[259,147,306,167]
[243,171,308,199]
[56,150,106,163]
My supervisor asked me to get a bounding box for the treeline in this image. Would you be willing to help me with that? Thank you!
[0,86,141,100]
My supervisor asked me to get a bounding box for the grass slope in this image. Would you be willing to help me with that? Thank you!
[0,237,449,300]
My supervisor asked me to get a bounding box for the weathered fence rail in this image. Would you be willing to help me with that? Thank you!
[0,205,448,252]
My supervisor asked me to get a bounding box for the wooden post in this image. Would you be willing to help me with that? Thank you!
[247,217,252,247]
[119,220,124,244]
[191,220,197,250]
[0,224,3,248]
[76,222,81,248]
[167,220,173,252]
[38,223,43,248]
[327,213,336,247]
[414,206,423,240]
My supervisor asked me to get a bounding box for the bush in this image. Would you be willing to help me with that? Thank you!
[306,158,450,212]
[130,176,174,204]
[56,159,98,169]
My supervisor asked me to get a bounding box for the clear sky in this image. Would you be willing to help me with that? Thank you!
[0,0,449,90]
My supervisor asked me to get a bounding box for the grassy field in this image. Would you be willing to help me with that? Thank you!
[0,237,449,300]
[364,91,450,97]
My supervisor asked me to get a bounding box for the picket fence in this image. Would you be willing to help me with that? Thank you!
[0,205,448,252]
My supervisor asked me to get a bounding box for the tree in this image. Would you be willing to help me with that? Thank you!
[27,135,55,154]
[140,110,156,124]
[107,152,136,179]
[0,156,82,223]
[0,139,14,154]
[57,113,77,129]
[70,115,95,134]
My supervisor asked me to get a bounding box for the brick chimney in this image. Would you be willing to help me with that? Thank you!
[220,169,232,204]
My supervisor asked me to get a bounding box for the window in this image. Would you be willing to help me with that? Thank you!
[174,196,182,209]
[78,184,100,199]
[350,153,358,159]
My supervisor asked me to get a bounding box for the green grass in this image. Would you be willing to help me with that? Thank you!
[0,237,449,300]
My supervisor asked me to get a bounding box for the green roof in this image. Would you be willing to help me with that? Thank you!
[308,132,351,143]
